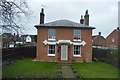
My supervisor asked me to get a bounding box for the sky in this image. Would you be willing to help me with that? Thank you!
[22,0,119,38]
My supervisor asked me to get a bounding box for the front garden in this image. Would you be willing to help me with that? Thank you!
[72,62,119,78]
[2,58,57,78]
[2,58,119,79]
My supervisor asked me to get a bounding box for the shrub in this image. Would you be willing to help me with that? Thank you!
[93,58,99,62]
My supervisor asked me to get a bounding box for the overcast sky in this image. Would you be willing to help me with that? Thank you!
[23,0,119,38]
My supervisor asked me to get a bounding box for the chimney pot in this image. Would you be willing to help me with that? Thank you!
[81,15,83,19]
[86,10,88,14]
[41,8,44,12]
[99,32,101,36]
[117,27,120,30]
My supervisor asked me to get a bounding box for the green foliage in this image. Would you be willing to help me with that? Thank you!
[19,43,27,47]
[34,35,37,42]
[93,58,99,62]
[73,62,119,78]
[3,58,57,78]
[106,49,119,68]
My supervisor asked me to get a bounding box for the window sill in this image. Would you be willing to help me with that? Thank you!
[48,39,56,41]
[48,54,55,56]
[73,55,81,57]
[73,39,81,41]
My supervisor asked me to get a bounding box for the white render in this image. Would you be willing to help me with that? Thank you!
[43,40,86,46]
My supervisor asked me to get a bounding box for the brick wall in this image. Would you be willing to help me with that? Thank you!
[106,29,119,48]
[36,27,93,62]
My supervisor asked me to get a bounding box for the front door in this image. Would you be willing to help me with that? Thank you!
[61,45,68,60]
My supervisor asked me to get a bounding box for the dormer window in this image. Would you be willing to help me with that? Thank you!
[74,29,81,41]
[48,29,56,40]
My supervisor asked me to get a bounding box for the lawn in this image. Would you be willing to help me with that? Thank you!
[2,58,57,78]
[73,62,119,78]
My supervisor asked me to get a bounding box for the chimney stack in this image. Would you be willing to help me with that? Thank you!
[84,10,89,26]
[40,8,45,24]
[80,15,84,24]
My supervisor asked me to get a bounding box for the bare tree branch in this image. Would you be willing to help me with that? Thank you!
[0,0,30,34]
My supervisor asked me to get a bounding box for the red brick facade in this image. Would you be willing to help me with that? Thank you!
[36,27,93,62]
[92,32,106,46]
[106,28,120,48]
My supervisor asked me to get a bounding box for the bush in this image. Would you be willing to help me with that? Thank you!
[19,43,27,47]
[93,58,99,62]
[106,49,119,68]
[97,58,106,62]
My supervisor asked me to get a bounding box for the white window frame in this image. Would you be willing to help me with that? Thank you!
[48,29,56,41]
[74,29,81,41]
[112,38,115,42]
[48,45,55,56]
[73,45,81,57]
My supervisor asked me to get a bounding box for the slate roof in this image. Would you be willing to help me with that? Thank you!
[35,19,95,29]
[92,35,106,40]
[1,33,14,42]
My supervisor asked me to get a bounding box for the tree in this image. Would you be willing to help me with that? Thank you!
[0,0,30,34]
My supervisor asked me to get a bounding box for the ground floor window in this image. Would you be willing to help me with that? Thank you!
[74,45,81,57]
[48,45,55,56]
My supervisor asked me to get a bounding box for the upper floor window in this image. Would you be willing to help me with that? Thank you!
[48,29,56,40]
[74,29,81,41]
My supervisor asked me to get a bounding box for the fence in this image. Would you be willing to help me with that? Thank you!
[2,46,36,64]
[92,48,110,60]
[2,47,111,61]
[2,47,119,68]
[92,48,119,68]
[92,46,118,50]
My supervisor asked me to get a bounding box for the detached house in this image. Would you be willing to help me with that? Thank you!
[1,33,15,48]
[34,8,95,62]
[92,32,106,47]
[106,27,120,49]
[21,35,36,43]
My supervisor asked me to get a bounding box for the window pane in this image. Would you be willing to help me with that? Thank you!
[74,30,81,40]
[52,50,55,54]
[48,29,56,39]
[74,45,81,55]
[48,45,55,54]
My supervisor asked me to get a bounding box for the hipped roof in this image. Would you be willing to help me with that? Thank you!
[35,19,95,29]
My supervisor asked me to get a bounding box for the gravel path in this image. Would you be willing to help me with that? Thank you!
[61,64,75,78]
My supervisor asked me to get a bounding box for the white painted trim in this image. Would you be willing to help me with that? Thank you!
[48,39,56,41]
[43,40,86,46]
[73,55,81,57]
[73,39,81,41]
[48,54,55,56]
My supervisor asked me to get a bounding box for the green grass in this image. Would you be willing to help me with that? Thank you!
[73,62,119,78]
[3,58,57,78]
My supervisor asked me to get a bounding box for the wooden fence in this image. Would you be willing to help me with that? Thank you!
[2,46,36,63]
[2,47,119,68]
[2,47,109,61]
